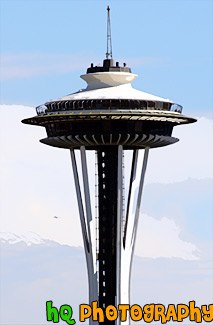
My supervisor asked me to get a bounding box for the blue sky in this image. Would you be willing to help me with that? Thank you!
[0,0,212,116]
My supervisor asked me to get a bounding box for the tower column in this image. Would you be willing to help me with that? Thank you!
[70,148,98,312]
[119,148,149,325]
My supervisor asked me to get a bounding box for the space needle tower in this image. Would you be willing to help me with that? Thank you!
[22,7,196,325]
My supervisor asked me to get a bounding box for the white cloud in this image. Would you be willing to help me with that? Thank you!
[146,117,213,183]
[0,53,96,81]
[135,214,199,260]
[0,53,167,81]
[118,56,165,68]
[0,105,212,261]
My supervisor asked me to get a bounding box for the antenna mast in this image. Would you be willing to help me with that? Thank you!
[106,6,113,59]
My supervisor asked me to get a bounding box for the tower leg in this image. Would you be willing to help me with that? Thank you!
[70,148,98,325]
[119,148,149,325]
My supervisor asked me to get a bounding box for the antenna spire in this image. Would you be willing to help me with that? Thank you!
[106,6,113,59]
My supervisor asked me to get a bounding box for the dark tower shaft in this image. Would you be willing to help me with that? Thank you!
[98,147,118,313]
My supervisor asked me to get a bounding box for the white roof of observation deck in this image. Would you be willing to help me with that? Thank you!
[48,72,173,104]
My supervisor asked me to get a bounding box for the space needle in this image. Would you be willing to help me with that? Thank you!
[22,7,196,325]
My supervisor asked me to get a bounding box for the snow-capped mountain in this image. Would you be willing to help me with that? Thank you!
[0,231,62,247]
[0,231,44,246]
[0,230,212,325]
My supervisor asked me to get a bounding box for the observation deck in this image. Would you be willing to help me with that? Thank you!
[22,59,196,149]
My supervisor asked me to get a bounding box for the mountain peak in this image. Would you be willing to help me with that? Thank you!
[0,231,44,246]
